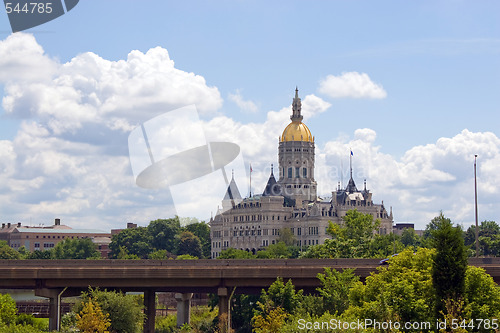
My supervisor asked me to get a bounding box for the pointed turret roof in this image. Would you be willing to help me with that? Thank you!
[262,165,282,196]
[345,177,358,193]
[223,172,242,201]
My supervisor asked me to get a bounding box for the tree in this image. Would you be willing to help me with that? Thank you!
[0,293,17,325]
[0,241,20,260]
[301,209,381,258]
[147,249,172,259]
[147,218,181,253]
[26,249,53,259]
[109,227,153,259]
[346,248,436,327]
[53,238,100,259]
[465,220,500,256]
[76,298,111,333]
[465,266,500,330]
[177,231,203,258]
[217,248,255,259]
[257,278,303,315]
[277,228,295,246]
[252,306,287,333]
[184,220,211,258]
[368,233,404,258]
[74,288,144,333]
[401,228,421,248]
[316,268,359,315]
[256,242,291,259]
[431,213,467,318]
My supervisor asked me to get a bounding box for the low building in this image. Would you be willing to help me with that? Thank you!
[0,218,111,257]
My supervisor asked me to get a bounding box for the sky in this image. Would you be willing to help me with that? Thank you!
[0,1,499,231]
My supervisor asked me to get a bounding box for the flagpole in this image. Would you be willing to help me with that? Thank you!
[350,149,353,179]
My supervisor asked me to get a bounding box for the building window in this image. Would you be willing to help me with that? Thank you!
[288,167,292,178]
[296,167,300,178]
[303,168,307,178]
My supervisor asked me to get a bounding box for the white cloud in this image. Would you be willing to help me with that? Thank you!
[0,33,223,136]
[317,129,500,229]
[0,33,57,83]
[228,90,258,113]
[318,72,387,99]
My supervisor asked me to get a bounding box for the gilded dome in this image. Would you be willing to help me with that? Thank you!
[281,121,314,142]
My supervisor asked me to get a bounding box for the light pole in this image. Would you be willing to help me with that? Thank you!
[474,154,479,257]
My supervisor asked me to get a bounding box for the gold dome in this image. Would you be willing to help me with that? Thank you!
[281,121,314,142]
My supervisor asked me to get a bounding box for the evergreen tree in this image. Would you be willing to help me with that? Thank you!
[431,213,467,318]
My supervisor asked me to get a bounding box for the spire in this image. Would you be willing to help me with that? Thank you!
[346,150,358,193]
[263,166,282,196]
[291,87,303,122]
[223,176,242,201]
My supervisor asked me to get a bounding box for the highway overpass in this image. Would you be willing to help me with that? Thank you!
[0,258,498,332]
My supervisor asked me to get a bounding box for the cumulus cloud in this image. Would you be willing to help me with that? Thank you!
[228,90,258,113]
[317,129,500,229]
[318,72,387,99]
[0,33,223,136]
[0,33,57,82]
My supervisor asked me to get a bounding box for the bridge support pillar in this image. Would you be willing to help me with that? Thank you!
[217,287,230,333]
[143,290,156,333]
[35,288,66,331]
[175,292,193,327]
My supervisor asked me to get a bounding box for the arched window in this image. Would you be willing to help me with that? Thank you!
[303,167,307,178]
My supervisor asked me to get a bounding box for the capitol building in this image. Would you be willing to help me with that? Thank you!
[209,89,393,258]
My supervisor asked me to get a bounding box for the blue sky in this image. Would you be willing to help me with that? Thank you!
[0,1,499,231]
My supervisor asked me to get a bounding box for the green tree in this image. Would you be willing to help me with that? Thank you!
[109,227,153,259]
[277,228,295,246]
[0,293,17,325]
[346,248,436,328]
[147,218,181,253]
[0,241,20,259]
[464,266,500,331]
[257,278,303,315]
[316,268,359,315]
[53,238,101,259]
[184,220,211,258]
[401,228,422,248]
[431,213,467,318]
[26,249,53,259]
[231,294,260,333]
[217,248,255,259]
[464,220,500,256]
[177,231,203,258]
[74,288,144,333]
[368,233,404,258]
[256,242,291,259]
[147,249,172,259]
[301,209,380,258]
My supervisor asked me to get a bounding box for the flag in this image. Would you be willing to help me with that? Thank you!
[250,164,253,173]
[351,150,353,156]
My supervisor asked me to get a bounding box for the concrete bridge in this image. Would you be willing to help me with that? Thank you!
[0,258,499,332]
